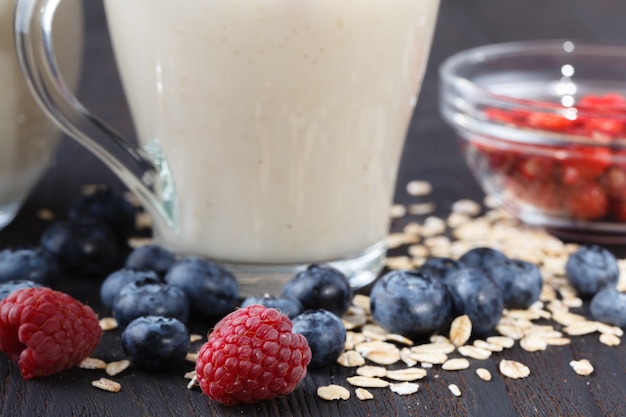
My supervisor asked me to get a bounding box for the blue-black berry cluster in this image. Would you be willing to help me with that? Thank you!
[370,247,544,338]
[103,249,240,323]
[565,245,625,328]
[0,187,238,372]
[100,246,240,371]
[41,186,139,277]
[0,187,138,296]
[112,260,351,371]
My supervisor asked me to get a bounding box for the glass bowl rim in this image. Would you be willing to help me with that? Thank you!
[439,39,626,147]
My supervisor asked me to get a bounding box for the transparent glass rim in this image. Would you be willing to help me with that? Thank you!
[439,39,626,148]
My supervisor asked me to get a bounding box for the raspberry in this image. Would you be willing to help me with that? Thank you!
[195,304,311,406]
[0,287,102,379]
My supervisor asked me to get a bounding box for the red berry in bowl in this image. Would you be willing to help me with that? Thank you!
[465,93,626,226]
[195,304,311,406]
[0,287,102,379]
[563,182,609,221]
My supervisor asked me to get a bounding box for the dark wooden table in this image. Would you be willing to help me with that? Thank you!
[2,0,626,416]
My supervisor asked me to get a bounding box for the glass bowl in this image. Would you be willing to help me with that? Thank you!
[439,40,626,242]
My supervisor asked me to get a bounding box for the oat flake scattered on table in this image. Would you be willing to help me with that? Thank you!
[389,382,419,396]
[499,360,531,379]
[317,385,350,401]
[569,359,594,376]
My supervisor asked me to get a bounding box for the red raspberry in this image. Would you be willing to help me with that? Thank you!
[0,287,102,379]
[195,304,311,406]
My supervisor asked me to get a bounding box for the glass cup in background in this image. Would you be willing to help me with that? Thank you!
[15,0,440,295]
[0,0,81,229]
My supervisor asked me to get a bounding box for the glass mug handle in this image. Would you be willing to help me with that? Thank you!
[14,0,177,229]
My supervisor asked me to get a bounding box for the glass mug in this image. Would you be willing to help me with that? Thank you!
[15,0,440,295]
[0,0,81,229]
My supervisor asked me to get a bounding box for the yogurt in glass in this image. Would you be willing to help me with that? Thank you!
[102,0,439,285]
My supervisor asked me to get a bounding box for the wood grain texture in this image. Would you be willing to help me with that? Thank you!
[2,0,626,416]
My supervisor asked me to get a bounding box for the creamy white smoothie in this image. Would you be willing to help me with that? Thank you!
[103,0,439,265]
[0,0,82,223]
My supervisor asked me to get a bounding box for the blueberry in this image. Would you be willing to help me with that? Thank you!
[419,257,463,282]
[489,258,543,309]
[121,316,190,371]
[240,294,303,319]
[113,277,189,328]
[125,245,176,277]
[281,264,352,317]
[40,218,118,276]
[445,267,503,335]
[565,245,619,298]
[590,288,626,328]
[68,186,137,241]
[0,248,59,285]
[459,247,508,272]
[100,268,161,310]
[291,309,346,368]
[369,270,453,338]
[0,280,43,301]
[164,256,238,318]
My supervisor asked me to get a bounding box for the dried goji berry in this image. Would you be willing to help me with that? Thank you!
[563,182,609,220]
[480,92,626,222]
